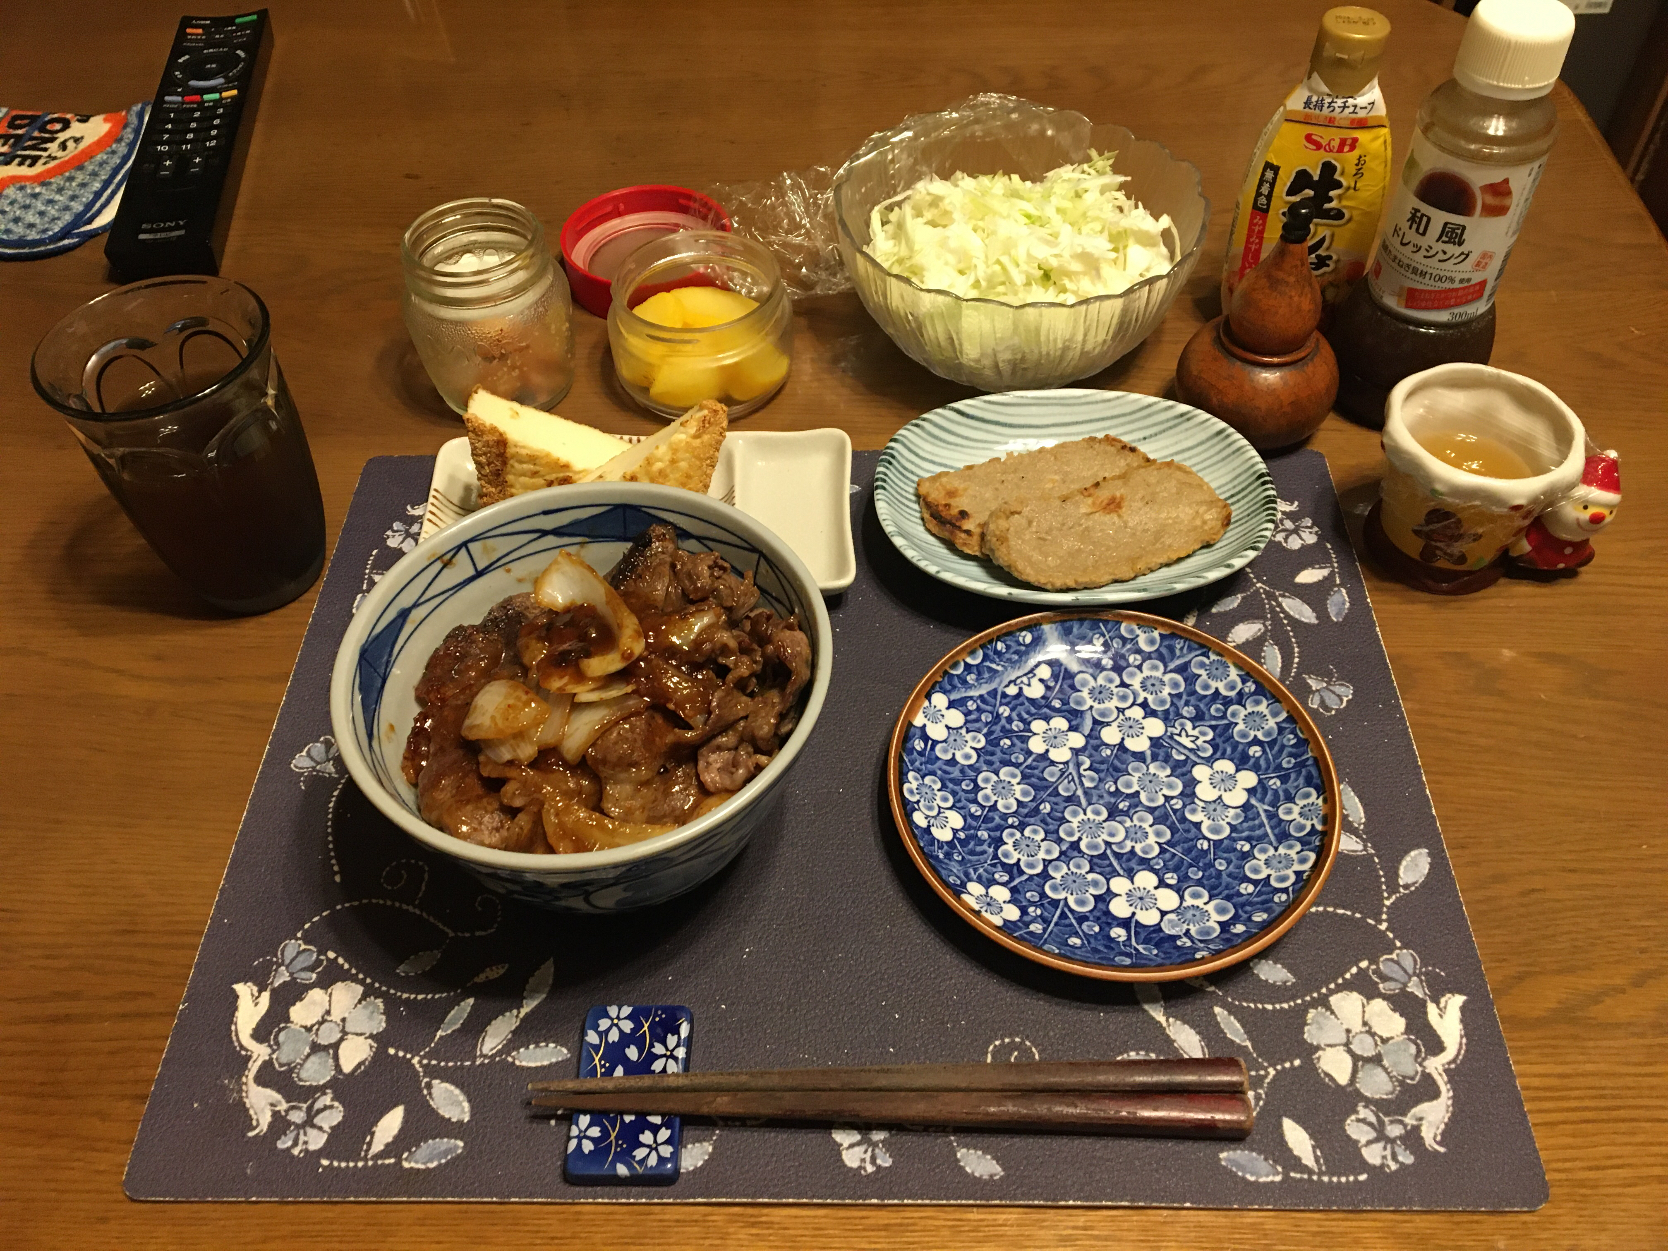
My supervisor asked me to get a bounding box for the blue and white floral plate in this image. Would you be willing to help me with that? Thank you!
[887,611,1339,981]
[873,390,1278,605]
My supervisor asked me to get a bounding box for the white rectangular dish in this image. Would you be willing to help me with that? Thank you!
[420,429,857,594]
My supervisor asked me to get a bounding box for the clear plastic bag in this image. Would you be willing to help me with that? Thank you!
[702,164,847,299]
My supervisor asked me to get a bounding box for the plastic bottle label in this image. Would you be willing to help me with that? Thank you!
[1367,131,1546,323]
[1223,79,1391,306]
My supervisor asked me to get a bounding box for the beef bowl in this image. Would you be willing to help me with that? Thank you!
[329,483,832,912]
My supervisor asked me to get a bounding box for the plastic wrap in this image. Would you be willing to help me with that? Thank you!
[706,95,1207,390]
[707,93,1195,297]
[703,164,846,298]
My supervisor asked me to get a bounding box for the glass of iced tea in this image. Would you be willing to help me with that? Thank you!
[31,276,327,614]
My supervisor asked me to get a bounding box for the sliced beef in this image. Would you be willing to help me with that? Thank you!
[416,693,547,854]
[403,707,438,783]
[410,624,505,726]
[408,528,813,854]
[608,524,684,617]
[629,652,720,728]
[671,549,760,621]
[404,597,548,851]
[763,615,812,703]
[697,726,769,792]
[742,688,787,754]
[602,762,704,824]
[418,737,547,853]
[705,686,754,738]
[585,709,679,783]
[479,751,602,812]
[721,630,763,689]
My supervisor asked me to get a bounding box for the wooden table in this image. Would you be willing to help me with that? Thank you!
[4,1,1664,1245]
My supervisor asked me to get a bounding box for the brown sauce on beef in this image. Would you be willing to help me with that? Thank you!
[404,524,810,855]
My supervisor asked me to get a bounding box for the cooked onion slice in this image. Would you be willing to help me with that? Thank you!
[479,731,540,765]
[534,692,574,749]
[659,604,726,651]
[538,669,608,696]
[544,800,675,851]
[559,693,649,764]
[533,551,645,677]
[573,677,636,704]
[692,791,736,818]
[463,680,549,741]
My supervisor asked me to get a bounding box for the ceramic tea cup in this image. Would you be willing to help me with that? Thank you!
[1378,363,1585,573]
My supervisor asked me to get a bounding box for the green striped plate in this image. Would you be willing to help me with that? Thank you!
[874,390,1277,605]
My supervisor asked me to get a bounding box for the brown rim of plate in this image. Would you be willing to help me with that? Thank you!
[886,609,1342,983]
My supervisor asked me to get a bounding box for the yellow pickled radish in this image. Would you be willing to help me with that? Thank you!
[631,291,688,328]
[649,357,729,409]
[620,284,780,409]
[673,286,758,326]
[614,338,658,388]
[726,343,790,401]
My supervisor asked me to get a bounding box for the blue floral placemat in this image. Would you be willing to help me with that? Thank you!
[124,449,1546,1208]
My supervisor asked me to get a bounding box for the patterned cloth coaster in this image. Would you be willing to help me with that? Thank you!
[565,1005,692,1185]
[0,103,147,259]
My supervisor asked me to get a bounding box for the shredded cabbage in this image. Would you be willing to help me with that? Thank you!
[864,152,1178,305]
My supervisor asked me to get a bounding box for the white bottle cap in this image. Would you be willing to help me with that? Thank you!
[1453,0,1575,100]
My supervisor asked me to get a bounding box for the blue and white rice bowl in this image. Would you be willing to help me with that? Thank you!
[888,611,1338,980]
[330,483,832,912]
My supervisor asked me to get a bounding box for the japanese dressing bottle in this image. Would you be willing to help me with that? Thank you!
[1221,7,1392,314]
[1327,0,1575,425]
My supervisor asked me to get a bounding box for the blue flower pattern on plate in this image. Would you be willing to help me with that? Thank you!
[899,620,1327,971]
[565,1004,692,1185]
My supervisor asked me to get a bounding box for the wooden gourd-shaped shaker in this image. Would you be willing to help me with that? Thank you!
[1176,201,1340,450]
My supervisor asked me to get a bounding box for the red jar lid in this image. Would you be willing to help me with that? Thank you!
[559,186,731,318]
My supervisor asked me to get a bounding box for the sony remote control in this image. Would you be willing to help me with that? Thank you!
[105,10,271,280]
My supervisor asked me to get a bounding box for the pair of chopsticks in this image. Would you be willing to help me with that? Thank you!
[530,1058,1253,1139]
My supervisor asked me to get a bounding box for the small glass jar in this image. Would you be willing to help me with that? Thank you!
[401,198,574,414]
[607,230,792,419]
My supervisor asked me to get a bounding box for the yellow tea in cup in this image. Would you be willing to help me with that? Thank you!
[1415,431,1535,479]
[1376,363,1585,577]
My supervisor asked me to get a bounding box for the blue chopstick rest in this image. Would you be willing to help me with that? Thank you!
[564,1004,692,1185]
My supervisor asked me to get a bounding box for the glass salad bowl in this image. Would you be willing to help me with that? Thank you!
[833,96,1208,392]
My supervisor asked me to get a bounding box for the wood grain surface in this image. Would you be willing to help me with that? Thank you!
[2,1,1664,1247]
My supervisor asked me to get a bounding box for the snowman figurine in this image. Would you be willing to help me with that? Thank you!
[1507,449,1621,575]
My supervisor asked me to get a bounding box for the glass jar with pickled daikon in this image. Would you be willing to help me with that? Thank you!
[607,230,792,419]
